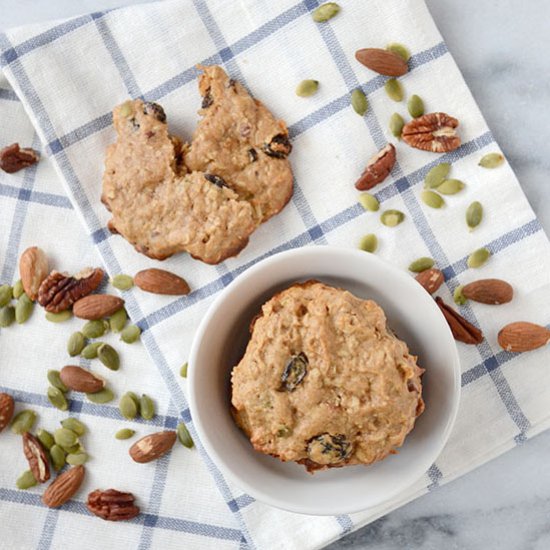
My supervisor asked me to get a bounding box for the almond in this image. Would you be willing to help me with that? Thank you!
[498,322,550,352]
[129,431,177,463]
[73,294,124,320]
[0,392,15,432]
[462,279,513,305]
[355,48,408,76]
[134,269,190,296]
[42,465,85,508]
[60,366,105,393]
[415,268,444,295]
[19,246,49,300]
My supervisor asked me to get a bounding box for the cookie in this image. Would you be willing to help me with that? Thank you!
[102,65,293,264]
[231,281,424,472]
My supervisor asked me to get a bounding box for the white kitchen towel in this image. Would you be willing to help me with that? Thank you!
[1,0,550,549]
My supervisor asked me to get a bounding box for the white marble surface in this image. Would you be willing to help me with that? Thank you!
[1,1,549,549]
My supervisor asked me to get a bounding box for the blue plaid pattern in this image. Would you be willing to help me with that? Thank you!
[1,1,550,548]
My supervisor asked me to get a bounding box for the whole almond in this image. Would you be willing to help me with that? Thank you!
[42,465,85,508]
[498,322,550,352]
[23,432,50,483]
[355,48,408,76]
[0,392,15,432]
[73,294,124,320]
[19,246,49,301]
[60,366,105,393]
[415,268,444,295]
[134,269,190,296]
[129,431,177,463]
[462,279,513,305]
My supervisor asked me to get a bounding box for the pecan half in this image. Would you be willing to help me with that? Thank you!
[87,489,140,521]
[355,143,396,190]
[23,432,50,483]
[37,268,104,313]
[262,134,292,159]
[402,113,461,153]
[435,297,483,344]
[0,392,15,432]
[0,143,40,173]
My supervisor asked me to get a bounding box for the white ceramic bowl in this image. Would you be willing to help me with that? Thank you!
[189,246,460,515]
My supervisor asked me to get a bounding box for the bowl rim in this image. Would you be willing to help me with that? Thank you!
[189,245,461,515]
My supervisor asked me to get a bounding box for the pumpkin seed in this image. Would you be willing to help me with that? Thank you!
[380,209,405,227]
[66,452,88,466]
[115,428,135,440]
[11,410,37,434]
[61,418,86,436]
[15,293,34,324]
[119,393,138,420]
[45,310,72,323]
[421,190,445,209]
[49,445,66,471]
[82,319,106,339]
[0,305,15,328]
[437,179,465,195]
[312,2,340,22]
[98,343,120,370]
[37,429,55,450]
[407,94,424,118]
[81,341,103,359]
[16,470,38,490]
[63,443,81,454]
[67,331,86,357]
[12,279,24,299]
[47,370,68,393]
[408,257,435,273]
[386,42,410,62]
[467,247,491,269]
[0,284,12,307]
[119,101,133,118]
[177,422,194,449]
[126,391,140,409]
[296,79,319,97]
[479,152,504,168]
[48,387,68,411]
[54,427,78,449]
[384,78,403,102]
[424,163,451,189]
[351,89,368,116]
[454,285,467,305]
[111,274,134,291]
[358,192,379,212]
[359,234,378,253]
[86,387,114,404]
[466,201,483,230]
[180,362,188,378]
[109,308,127,333]
[139,394,155,420]
[389,113,405,138]
[277,426,293,438]
[120,324,140,344]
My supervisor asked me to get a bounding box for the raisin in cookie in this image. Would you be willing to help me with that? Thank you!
[102,65,293,264]
[231,281,424,472]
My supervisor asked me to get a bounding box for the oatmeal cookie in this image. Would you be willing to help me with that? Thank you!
[231,281,424,472]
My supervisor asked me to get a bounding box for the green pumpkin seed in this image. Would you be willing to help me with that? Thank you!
[61,418,86,436]
[177,422,194,449]
[63,442,82,454]
[0,305,16,328]
[11,410,37,434]
[453,285,467,305]
[115,428,135,440]
[467,247,491,269]
[15,293,34,324]
[386,42,410,62]
[54,427,78,449]
[312,2,340,22]
[424,162,451,189]
[358,234,378,253]
[109,308,127,333]
[48,387,69,411]
[389,113,405,138]
[479,152,504,168]
[86,387,114,404]
[384,78,403,102]
[67,331,86,357]
[119,393,138,420]
[37,429,55,450]
[408,257,435,273]
[421,190,445,209]
[0,284,12,307]
[407,94,424,118]
[180,362,188,378]
[66,452,88,466]
[111,274,134,291]
[139,394,155,420]
[98,343,120,370]
[437,179,465,195]
[81,341,103,359]
[82,319,107,339]
[47,370,68,393]
[466,201,483,231]
[16,470,38,490]
[351,89,368,116]
[296,79,319,97]
[358,193,379,212]
[45,310,72,323]
[12,279,24,299]
[49,445,66,471]
[119,101,133,118]
[120,324,140,344]
[380,209,405,227]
